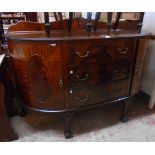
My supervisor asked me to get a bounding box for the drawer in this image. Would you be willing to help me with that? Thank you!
[16,42,62,62]
[68,60,131,87]
[68,80,128,108]
[69,39,134,65]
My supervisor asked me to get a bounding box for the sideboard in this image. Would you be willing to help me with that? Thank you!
[6,13,151,139]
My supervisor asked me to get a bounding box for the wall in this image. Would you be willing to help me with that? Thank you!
[141,12,155,95]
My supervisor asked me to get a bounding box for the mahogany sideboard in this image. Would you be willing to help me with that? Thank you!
[6,18,151,138]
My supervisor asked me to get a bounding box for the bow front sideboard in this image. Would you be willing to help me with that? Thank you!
[6,13,151,138]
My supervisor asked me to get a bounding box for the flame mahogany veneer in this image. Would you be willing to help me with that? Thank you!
[6,20,151,138]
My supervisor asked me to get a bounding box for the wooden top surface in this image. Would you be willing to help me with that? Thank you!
[6,29,151,42]
[6,21,151,42]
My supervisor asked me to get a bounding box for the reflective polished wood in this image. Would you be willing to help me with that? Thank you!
[6,19,151,138]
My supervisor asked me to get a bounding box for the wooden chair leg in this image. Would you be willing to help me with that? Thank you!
[0,83,18,141]
[64,112,74,139]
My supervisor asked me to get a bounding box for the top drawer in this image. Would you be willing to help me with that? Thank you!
[15,42,62,62]
[69,39,134,64]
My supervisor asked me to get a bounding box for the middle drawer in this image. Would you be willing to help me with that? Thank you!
[68,60,131,87]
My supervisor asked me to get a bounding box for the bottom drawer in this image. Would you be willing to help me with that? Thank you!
[68,80,129,108]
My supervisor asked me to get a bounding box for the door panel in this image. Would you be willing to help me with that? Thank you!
[12,42,64,110]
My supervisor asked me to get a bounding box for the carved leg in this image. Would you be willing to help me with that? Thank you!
[120,100,130,123]
[64,112,74,139]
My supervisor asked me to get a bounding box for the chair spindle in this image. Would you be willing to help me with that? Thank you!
[113,12,122,30]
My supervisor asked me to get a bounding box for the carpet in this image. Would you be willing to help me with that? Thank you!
[10,92,155,141]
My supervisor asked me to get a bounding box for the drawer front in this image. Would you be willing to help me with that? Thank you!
[69,39,134,65]
[68,80,128,108]
[69,60,130,87]
[15,42,62,62]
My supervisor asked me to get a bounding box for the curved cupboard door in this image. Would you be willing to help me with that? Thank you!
[11,41,64,110]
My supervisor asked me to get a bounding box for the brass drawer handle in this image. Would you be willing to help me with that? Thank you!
[75,50,90,58]
[59,76,63,88]
[50,43,56,47]
[76,74,89,81]
[76,95,89,102]
[117,48,128,54]
[134,65,139,74]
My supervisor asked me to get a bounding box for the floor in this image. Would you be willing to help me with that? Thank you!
[10,92,155,142]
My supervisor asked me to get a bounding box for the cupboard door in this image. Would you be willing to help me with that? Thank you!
[12,42,64,110]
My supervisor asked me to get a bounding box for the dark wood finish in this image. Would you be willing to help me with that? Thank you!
[107,12,113,34]
[58,12,63,21]
[6,17,151,139]
[44,12,51,37]
[0,16,25,21]
[53,12,58,21]
[2,55,19,117]
[151,35,155,40]
[53,12,63,21]
[68,80,128,108]
[44,12,49,23]
[87,12,92,22]
[120,100,130,122]
[138,12,144,32]
[94,12,101,31]
[24,12,37,22]
[9,42,64,110]
[86,12,93,33]
[64,112,74,139]
[7,19,144,32]
[0,54,18,141]
[0,19,6,44]
[113,12,122,30]
[68,12,73,32]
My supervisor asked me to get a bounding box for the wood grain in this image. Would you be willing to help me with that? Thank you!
[6,20,150,112]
